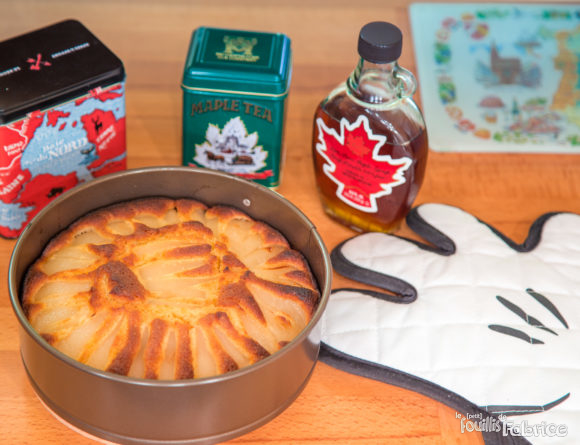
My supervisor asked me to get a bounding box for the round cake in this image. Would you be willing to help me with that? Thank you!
[22,197,320,380]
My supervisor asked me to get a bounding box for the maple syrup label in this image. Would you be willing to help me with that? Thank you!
[314,112,412,213]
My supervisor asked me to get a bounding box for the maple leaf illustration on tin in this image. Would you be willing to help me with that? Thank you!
[315,115,412,212]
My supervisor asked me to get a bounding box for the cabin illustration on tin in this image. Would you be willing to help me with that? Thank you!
[194,116,268,174]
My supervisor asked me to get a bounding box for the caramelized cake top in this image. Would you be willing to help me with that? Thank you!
[23,197,320,380]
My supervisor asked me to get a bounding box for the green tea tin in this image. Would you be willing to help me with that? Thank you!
[181,27,292,188]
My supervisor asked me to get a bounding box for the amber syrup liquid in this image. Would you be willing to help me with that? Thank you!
[313,90,429,233]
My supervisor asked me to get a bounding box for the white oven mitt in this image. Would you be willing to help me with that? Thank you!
[320,203,580,445]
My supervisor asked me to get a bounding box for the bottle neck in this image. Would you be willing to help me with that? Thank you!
[346,58,416,105]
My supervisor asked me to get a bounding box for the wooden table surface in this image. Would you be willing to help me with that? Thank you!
[1,1,579,444]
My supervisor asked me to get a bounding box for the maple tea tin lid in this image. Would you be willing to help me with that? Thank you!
[0,19,125,124]
[181,27,292,96]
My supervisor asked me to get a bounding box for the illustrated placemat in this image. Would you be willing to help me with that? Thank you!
[410,3,580,153]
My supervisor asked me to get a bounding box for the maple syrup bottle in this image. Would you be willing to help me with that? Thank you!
[312,22,428,233]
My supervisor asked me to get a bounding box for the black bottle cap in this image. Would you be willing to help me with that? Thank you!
[357,21,403,63]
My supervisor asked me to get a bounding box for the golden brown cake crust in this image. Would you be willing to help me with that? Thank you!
[22,197,320,380]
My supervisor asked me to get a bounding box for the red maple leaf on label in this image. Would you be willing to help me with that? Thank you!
[315,115,412,212]
[346,132,371,157]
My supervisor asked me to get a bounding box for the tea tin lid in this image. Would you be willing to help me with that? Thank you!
[181,27,292,97]
[0,19,125,124]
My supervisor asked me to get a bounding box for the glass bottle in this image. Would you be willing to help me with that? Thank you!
[312,21,428,233]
